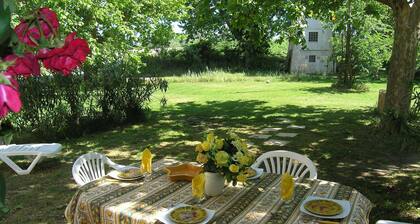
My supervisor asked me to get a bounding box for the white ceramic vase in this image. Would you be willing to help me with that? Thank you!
[204,172,225,196]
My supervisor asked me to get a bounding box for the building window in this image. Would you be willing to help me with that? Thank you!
[309,55,316,63]
[308,32,318,42]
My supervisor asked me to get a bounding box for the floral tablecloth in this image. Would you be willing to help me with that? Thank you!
[65,159,372,224]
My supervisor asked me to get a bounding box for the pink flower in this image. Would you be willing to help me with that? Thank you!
[0,74,21,117]
[37,32,90,76]
[14,7,59,47]
[4,53,41,77]
[38,8,59,38]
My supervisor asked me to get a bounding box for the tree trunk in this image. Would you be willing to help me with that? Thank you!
[344,0,353,87]
[380,4,419,133]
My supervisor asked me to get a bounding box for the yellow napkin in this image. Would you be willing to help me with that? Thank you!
[141,148,152,174]
[192,173,205,199]
[280,173,294,201]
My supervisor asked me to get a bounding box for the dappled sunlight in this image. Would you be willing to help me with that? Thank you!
[3,92,418,223]
[345,136,356,141]
[65,182,78,189]
[107,149,133,158]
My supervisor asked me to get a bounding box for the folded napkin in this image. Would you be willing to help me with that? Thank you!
[141,148,152,174]
[280,173,294,201]
[192,173,205,199]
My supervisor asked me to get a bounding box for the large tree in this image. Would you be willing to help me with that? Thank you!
[330,0,393,87]
[182,0,308,60]
[304,0,418,133]
[16,0,186,66]
[375,0,419,133]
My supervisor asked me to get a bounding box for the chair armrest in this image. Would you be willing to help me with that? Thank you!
[108,162,136,171]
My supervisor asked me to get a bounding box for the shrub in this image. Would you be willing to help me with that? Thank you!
[7,58,167,140]
[410,86,420,118]
[142,40,287,75]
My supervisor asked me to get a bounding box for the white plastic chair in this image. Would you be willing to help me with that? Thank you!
[72,152,129,186]
[376,221,411,224]
[252,150,318,179]
[0,143,62,175]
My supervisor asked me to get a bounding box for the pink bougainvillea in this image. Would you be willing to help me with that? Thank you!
[0,7,90,117]
[38,32,90,76]
[14,7,59,47]
[4,53,40,77]
[0,74,21,117]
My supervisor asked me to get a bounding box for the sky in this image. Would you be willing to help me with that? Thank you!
[171,22,183,34]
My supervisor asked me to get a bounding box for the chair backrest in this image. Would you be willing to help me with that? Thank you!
[72,153,108,186]
[252,150,317,179]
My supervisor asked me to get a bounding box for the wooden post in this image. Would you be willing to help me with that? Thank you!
[378,89,386,114]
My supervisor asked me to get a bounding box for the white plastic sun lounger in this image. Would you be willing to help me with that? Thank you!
[0,143,62,175]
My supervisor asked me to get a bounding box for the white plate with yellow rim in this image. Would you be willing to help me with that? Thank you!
[300,196,351,219]
[157,203,215,224]
[107,166,143,180]
[246,167,264,180]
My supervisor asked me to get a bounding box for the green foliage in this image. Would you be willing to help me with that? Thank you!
[182,0,308,60]
[143,44,287,76]
[269,41,289,57]
[0,0,12,45]
[411,86,420,118]
[16,0,186,64]
[2,0,182,139]
[7,56,167,140]
[331,0,393,83]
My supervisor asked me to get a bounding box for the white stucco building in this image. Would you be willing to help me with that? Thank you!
[289,19,335,74]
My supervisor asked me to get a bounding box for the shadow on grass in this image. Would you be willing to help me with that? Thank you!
[1,100,419,223]
[301,86,369,94]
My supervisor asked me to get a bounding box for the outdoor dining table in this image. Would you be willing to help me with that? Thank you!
[65,158,373,224]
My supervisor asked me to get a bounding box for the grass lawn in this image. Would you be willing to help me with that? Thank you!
[1,71,419,223]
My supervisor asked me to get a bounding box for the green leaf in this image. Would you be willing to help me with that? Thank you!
[2,0,15,13]
[0,0,12,45]
[2,133,13,145]
[0,73,12,85]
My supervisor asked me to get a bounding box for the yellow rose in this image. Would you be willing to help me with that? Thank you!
[195,144,203,152]
[236,152,251,166]
[206,131,215,143]
[232,140,243,150]
[202,141,211,151]
[236,173,247,182]
[229,164,239,173]
[215,151,229,167]
[238,155,251,165]
[240,141,247,150]
[196,153,208,164]
[215,139,224,150]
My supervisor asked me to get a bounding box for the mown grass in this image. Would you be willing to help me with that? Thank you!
[1,71,419,223]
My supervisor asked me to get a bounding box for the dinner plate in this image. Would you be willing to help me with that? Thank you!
[304,199,343,216]
[246,167,264,180]
[169,205,207,224]
[107,167,143,180]
[157,203,215,224]
[300,196,351,219]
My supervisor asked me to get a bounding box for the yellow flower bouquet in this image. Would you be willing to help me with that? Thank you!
[195,131,255,186]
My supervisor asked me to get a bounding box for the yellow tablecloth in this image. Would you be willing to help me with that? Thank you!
[65,159,372,224]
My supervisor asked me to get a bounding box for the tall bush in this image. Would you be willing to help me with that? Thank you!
[8,57,167,139]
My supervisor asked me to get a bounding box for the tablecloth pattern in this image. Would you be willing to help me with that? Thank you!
[65,159,372,224]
